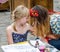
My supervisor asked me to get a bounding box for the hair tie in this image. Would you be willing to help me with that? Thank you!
[30,9,39,17]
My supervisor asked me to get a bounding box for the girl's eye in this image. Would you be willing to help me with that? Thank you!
[26,18,28,19]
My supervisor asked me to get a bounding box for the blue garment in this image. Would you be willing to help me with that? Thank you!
[50,14,60,34]
[49,14,60,50]
[48,39,60,50]
[12,31,29,43]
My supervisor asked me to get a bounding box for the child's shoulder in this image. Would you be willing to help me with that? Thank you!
[6,24,13,32]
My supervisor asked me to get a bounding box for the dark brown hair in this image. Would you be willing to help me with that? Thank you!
[30,5,50,38]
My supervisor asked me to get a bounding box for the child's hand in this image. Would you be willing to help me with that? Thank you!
[41,37,48,43]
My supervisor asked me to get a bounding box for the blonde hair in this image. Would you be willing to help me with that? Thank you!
[12,5,29,21]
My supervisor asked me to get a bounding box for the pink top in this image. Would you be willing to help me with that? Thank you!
[0,0,8,3]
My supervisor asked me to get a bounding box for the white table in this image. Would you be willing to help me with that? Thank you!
[1,40,60,52]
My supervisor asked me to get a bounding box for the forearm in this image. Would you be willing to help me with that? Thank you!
[47,33,60,39]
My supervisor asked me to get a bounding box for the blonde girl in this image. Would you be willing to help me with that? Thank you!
[6,5,33,44]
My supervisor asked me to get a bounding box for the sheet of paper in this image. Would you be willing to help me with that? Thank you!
[1,42,40,52]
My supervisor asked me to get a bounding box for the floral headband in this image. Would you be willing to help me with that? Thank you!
[30,9,39,17]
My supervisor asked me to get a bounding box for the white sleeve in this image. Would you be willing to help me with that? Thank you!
[27,32,37,40]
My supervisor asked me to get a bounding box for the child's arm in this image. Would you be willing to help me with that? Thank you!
[6,26,13,44]
[47,33,60,39]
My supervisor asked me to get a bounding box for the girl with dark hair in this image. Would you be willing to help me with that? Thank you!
[30,5,60,50]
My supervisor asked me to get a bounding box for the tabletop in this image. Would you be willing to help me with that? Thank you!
[1,40,60,52]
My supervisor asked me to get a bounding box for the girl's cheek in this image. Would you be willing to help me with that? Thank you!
[30,26,37,36]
